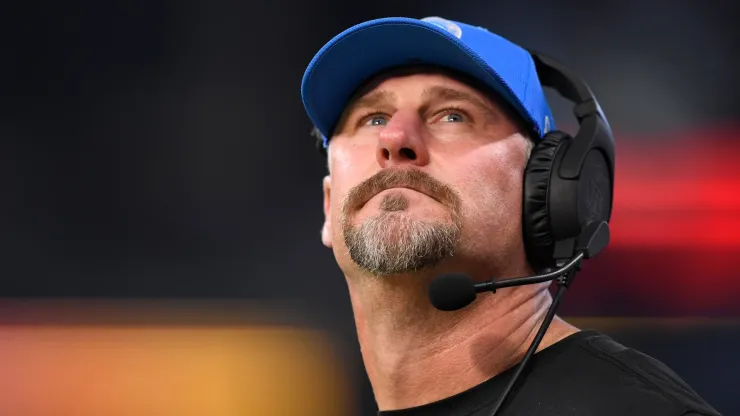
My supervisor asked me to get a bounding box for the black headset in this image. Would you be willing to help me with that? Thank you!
[522,50,615,272]
[313,51,616,272]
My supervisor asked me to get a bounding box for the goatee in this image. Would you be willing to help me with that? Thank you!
[341,169,463,276]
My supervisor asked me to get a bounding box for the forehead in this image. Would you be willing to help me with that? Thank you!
[346,66,496,107]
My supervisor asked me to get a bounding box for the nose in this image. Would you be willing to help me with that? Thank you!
[376,112,430,168]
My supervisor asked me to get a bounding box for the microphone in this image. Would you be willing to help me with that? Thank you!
[429,253,584,311]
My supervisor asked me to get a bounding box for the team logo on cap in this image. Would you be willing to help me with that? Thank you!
[421,17,462,38]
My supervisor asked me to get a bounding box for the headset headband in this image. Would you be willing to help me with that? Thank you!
[528,50,616,220]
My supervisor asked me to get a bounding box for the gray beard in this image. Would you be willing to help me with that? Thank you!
[342,194,460,276]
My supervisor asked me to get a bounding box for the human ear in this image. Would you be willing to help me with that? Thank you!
[321,176,333,248]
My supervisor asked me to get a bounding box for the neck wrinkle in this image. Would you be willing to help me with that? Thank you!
[348,277,565,412]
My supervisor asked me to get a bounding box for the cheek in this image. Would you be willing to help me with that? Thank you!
[329,180,348,231]
[327,174,362,237]
[455,148,525,231]
[327,144,378,219]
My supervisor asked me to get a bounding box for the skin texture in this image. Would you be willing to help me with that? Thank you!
[320,67,579,411]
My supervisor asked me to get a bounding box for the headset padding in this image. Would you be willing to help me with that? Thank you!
[522,131,570,267]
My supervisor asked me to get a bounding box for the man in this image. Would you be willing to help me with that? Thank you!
[301,16,721,416]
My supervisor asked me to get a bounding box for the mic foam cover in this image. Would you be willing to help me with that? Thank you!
[428,273,477,311]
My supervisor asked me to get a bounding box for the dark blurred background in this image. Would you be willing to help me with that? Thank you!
[1,1,738,415]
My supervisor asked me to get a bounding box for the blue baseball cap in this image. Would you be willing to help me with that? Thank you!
[301,16,556,149]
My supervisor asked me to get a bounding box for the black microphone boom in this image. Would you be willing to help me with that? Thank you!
[477,252,584,292]
[428,221,609,312]
[428,253,584,312]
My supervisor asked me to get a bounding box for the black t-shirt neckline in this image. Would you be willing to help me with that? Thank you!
[376,329,601,416]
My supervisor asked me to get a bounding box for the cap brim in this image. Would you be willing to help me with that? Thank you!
[301,17,526,142]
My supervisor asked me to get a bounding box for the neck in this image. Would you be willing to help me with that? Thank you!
[346,273,578,411]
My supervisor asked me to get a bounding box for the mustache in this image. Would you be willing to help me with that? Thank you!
[342,168,462,215]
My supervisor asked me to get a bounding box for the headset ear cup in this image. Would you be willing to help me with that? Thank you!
[522,131,571,270]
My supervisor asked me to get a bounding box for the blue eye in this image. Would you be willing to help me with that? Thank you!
[441,113,465,123]
[366,116,388,126]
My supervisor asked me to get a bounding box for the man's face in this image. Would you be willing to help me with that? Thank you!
[321,70,532,279]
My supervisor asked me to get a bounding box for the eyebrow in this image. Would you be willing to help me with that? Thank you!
[346,89,397,113]
[421,85,498,117]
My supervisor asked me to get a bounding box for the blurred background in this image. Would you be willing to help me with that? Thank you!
[1,0,738,415]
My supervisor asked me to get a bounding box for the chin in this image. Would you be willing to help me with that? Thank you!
[342,215,460,278]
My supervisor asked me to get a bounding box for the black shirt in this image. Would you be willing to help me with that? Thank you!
[377,330,721,416]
